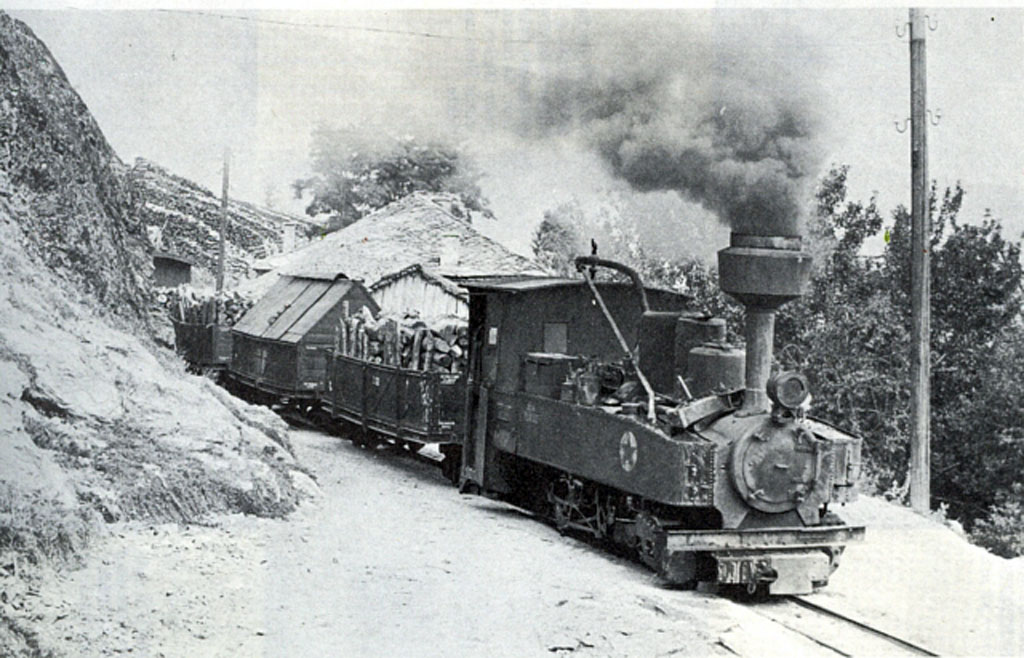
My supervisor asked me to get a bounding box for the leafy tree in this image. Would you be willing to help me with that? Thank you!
[971,482,1024,558]
[530,196,730,312]
[778,165,1024,538]
[293,127,491,229]
[531,204,586,276]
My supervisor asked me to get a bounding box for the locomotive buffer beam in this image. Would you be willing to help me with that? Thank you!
[658,525,865,595]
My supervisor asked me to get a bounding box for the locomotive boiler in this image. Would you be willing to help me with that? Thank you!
[458,233,864,595]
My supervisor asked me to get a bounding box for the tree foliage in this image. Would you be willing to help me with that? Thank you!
[970,483,1024,558]
[531,203,586,277]
[293,127,491,229]
[778,166,1024,535]
[529,196,728,313]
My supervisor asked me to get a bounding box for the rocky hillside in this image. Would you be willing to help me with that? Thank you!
[0,13,150,319]
[0,13,315,654]
[129,158,318,282]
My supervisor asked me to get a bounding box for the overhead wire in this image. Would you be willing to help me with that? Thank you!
[156,8,596,48]
[153,8,906,55]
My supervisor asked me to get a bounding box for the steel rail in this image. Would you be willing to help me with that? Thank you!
[785,595,940,657]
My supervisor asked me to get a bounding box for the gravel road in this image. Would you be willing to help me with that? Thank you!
[25,429,842,657]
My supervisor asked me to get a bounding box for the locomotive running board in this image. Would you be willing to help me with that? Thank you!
[662,525,865,552]
[658,525,865,594]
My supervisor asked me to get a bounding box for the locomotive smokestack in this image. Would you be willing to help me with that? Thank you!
[718,233,811,414]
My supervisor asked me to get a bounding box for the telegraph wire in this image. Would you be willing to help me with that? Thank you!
[153,8,904,53]
[155,8,597,47]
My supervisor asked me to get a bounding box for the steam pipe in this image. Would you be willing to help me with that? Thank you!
[574,256,650,313]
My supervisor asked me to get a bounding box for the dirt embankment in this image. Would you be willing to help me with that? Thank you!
[0,12,317,655]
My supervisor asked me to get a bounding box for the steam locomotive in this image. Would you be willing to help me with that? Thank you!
[175,232,864,596]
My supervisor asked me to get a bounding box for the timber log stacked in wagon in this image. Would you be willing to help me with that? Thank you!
[160,287,254,327]
[159,285,255,371]
[338,307,469,374]
[253,192,547,319]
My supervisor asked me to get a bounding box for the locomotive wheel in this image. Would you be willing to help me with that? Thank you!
[725,582,770,602]
[353,429,380,450]
[307,406,331,429]
[545,479,573,534]
[634,512,662,569]
[552,500,571,534]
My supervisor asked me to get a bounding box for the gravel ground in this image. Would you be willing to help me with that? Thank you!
[21,429,836,658]
[820,495,1024,656]
[15,428,1024,657]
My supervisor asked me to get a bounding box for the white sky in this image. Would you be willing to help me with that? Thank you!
[10,7,1024,259]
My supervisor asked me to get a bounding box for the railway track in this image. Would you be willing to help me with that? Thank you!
[751,595,940,657]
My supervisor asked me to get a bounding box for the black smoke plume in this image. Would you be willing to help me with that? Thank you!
[521,15,825,237]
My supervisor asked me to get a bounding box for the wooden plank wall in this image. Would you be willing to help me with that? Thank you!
[373,274,467,319]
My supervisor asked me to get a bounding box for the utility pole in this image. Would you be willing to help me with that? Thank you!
[909,8,931,513]
[216,148,230,321]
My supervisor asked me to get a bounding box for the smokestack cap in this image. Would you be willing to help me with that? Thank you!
[718,233,812,309]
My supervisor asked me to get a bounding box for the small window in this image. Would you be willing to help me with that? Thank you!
[543,322,568,353]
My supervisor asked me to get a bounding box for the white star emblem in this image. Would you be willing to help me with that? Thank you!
[619,431,638,472]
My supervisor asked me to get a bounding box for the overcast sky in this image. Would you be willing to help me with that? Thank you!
[11,8,1024,260]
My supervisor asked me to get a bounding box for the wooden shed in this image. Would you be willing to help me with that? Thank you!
[272,193,546,320]
[369,264,469,319]
[229,275,378,400]
[152,252,192,288]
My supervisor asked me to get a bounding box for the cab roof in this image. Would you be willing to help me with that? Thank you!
[457,275,692,301]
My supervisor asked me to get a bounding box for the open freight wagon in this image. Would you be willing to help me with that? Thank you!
[166,288,249,373]
[324,310,468,480]
[171,319,233,372]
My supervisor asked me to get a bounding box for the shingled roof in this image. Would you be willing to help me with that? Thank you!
[277,192,546,283]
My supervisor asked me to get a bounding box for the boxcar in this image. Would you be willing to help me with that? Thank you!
[228,275,378,403]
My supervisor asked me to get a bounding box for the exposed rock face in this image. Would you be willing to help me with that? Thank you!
[0,16,315,636]
[0,12,150,319]
[129,158,317,282]
[1,207,308,524]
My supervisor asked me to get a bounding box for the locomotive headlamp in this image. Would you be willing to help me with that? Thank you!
[767,371,810,410]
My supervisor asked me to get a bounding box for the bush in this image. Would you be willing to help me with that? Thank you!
[970,484,1024,558]
[0,484,95,568]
